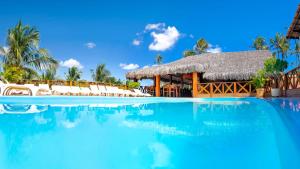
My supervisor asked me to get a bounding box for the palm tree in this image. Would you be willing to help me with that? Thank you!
[0,21,58,81]
[270,33,290,60]
[195,38,209,54]
[155,54,163,64]
[252,36,269,50]
[183,50,196,57]
[65,67,81,81]
[91,64,111,82]
[40,68,56,80]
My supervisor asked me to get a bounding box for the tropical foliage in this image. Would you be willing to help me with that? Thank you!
[263,57,288,88]
[106,76,123,85]
[91,64,111,82]
[252,36,269,50]
[126,80,140,89]
[251,69,266,89]
[270,33,290,60]
[195,38,209,54]
[91,64,123,85]
[65,67,81,81]
[2,66,26,82]
[155,54,163,64]
[40,68,57,80]
[183,50,196,57]
[0,21,58,82]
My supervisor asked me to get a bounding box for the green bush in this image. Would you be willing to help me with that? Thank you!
[264,57,288,88]
[126,80,140,89]
[3,66,25,83]
[251,69,266,89]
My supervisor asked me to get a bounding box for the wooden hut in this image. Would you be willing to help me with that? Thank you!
[287,4,300,39]
[127,50,271,97]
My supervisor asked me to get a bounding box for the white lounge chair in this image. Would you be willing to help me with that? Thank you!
[51,85,69,95]
[1,83,34,96]
[37,84,52,95]
[69,86,81,96]
[80,87,91,96]
[98,85,110,96]
[90,85,102,96]
[106,86,124,96]
[133,89,151,97]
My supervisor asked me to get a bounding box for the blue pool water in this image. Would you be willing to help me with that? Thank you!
[0,96,299,169]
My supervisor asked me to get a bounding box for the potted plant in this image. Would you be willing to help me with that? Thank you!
[252,69,266,98]
[264,57,288,97]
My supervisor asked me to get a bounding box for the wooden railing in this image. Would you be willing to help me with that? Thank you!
[265,66,300,96]
[197,81,254,97]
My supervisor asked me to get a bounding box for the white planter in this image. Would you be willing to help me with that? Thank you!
[271,88,281,97]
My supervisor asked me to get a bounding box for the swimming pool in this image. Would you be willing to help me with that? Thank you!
[0,96,299,169]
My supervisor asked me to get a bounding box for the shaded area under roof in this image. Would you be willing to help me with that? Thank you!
[287,5,300,39]
[126,50,271,81]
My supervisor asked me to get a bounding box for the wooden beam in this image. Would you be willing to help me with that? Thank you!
[192,72,198,97]
[155,75,161,97]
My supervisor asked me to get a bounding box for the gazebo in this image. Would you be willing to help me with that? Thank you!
[127,50,271,97]
[287,4,300,39]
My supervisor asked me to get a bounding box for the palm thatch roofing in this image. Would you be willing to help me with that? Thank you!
[287,4,300,39]
[126,50,271,81]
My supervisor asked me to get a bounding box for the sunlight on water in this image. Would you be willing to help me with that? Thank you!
[0,97,299,169]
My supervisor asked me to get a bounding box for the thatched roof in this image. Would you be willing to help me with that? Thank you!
[126,50,271,81]
[287,5,300,39]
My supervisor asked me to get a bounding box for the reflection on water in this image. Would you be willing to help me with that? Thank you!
[0,99,298,169]
[267,98,300,144]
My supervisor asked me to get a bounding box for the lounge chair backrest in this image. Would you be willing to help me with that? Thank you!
[108,86,119,91]
[98,85,106,91]
[25,84,35,87]
[133,89,143,94]
[80,87,90,91]
[39,84,50,90]
[90,85,99,90]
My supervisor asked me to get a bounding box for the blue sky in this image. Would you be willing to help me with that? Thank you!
[0,0,298,81]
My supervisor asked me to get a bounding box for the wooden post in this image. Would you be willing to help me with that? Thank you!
[155,75,160,97]
[234,82,237,96]
[192,72,198,97]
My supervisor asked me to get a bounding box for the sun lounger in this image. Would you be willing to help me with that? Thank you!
[51,85,69,95]
[106,86,124,96]
[98,85,110,96]
[90,85,102,96]
[80,87,91,96]
[1,84,34,96]
[37,84,52,95]
[69,86,81,96]
[133,89,151,97]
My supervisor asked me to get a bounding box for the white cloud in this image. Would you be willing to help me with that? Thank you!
[189,34,194,38]
[85,42,96,49]
[132,23,181,51]
[143,65,150,68]
[60,58,83,69]
[206,44,222,53]
[149,26,180,51]
[132,39,142,46]
[145,23,166,31]
[0,46,9,55]
[120,63,140,70]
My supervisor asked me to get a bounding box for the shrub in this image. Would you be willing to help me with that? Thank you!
[126,80,140,89]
